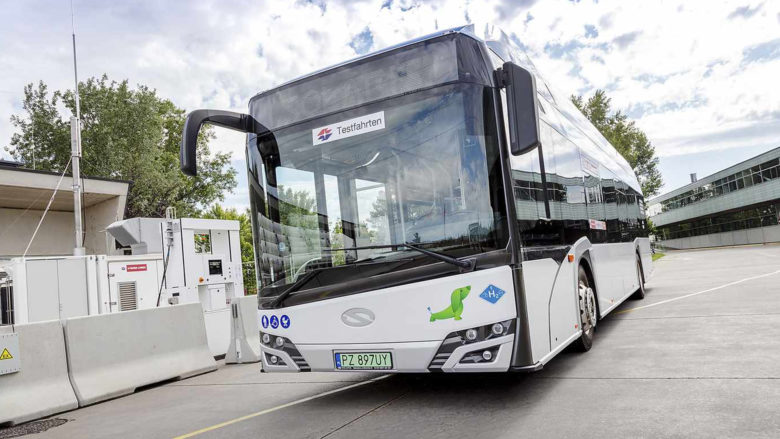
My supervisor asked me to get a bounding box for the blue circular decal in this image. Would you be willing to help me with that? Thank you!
[270,315,279,329]
[261,315,269,329]
[280,315,290,329]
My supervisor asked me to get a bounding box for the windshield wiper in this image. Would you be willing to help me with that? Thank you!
[268,269,320,309]
[270,243,477,308]
[325,242,476,272]
[266,251,406,308]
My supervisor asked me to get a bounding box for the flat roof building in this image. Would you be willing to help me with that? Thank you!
[0,162,130,257]
[647,147,780,250]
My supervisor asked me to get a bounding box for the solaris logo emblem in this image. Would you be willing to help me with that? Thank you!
[317,128,332,142]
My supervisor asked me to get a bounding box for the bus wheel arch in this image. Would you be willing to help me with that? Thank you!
[632,250,646,300]
[574,256,599,352]
[577,254,600,316]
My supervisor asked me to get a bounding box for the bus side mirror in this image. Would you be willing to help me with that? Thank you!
[498,62,540,156]
[180,109,258,176]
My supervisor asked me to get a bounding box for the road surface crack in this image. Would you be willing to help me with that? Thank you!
[536,376,780,380]
[320,390,409,438]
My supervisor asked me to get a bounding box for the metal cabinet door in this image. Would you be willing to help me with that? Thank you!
[56,258,89,319]
[25,260,60,322]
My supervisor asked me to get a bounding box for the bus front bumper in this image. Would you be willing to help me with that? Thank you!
[260,334,515,373]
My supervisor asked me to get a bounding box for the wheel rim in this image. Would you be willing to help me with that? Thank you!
[578,280,597,334]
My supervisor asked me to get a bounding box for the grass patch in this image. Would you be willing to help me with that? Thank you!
[652,252,665,261]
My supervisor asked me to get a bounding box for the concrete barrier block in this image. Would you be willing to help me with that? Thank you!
[226,295,261,364]
[0,321,78,426]
[204,308,232,357]
[64,303,217,406]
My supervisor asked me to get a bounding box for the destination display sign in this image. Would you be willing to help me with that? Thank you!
[312,111,385,146]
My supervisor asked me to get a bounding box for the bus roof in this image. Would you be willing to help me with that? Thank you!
[251,24,518,100]
[251,23,641,194]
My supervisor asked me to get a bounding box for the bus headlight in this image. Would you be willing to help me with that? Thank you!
[428,319,516,371]
[259,331,311,371]
[460,346,499,364]
[457,320,513,344]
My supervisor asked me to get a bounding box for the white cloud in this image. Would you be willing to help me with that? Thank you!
[1,0,778,201]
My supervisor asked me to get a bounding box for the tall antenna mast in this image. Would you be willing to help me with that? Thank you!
[31,122,36,169]
[70,0,85,256]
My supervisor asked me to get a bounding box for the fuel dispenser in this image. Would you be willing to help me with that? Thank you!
[105,217,244,355]
[160,218,244,311]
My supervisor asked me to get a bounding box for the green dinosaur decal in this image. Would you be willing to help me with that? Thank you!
[427,286,471,322]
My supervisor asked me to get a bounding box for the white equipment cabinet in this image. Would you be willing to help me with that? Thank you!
[0,256,100,324]
[102,255,165,313]
[0,217,246,357]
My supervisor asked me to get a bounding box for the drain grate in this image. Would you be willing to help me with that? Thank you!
[0,418,68,438]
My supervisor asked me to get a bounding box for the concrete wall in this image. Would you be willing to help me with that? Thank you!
[83,197,125,255]
[1,303,217,425]
[0,197,124,257]
[0,208,75,256]
[658,224,780,250]
[65,303,217,406]
[0,321,79,426]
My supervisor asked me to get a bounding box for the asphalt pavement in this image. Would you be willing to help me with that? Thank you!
[8,244,780,439]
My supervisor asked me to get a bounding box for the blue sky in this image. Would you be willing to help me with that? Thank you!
[1,0,778,209]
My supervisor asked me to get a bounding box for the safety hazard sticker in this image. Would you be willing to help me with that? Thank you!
[0,332,21,375]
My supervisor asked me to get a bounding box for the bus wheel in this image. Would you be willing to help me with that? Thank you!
[574,265,597,352]
[632,254,646,300]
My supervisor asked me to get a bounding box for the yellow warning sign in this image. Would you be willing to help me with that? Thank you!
[0,348,12,360]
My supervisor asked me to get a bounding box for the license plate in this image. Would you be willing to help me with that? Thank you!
[334,352,393,370]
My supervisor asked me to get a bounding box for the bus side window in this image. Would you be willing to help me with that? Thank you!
[549,134,589,244]
[601,168,620,243]
[538,122,560,223]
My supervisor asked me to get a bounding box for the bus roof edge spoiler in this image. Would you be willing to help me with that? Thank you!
[180,109,258,176]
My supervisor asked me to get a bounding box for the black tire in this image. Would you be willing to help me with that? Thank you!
[574,265,597,352]
[631,254,646,300]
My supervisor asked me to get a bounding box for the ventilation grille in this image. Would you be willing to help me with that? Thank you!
[290,354,311,372]
[428,353,451,370]
[118,281,138,311]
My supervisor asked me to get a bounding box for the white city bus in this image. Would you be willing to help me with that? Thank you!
[180,25,652,373]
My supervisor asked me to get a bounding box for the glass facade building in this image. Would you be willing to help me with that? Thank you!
[647,147,780,249]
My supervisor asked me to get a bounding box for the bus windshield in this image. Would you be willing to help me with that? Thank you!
[249,82,508,298]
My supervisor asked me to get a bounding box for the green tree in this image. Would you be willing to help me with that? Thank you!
[329,219,346,266]
[572,90,663,197]
[277,186,317,225]
[646,218,658,237]
[5,76,237,217]
[202,204,257,295]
